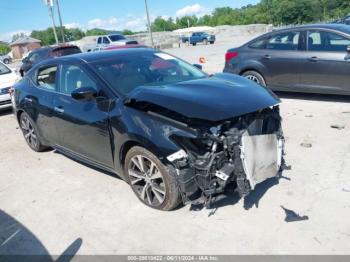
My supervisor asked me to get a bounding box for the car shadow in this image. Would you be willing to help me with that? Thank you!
[0,209,82,260]
[275,91,350,103]
[209,175,285,211]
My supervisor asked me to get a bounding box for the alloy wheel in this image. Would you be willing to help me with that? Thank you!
[21,115,38,149]
[245,75,260,84]
[128,155,166,207]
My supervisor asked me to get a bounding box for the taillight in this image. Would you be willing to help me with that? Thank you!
[225,51,238,62]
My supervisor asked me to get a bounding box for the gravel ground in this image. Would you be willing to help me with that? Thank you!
[0,36,350,256]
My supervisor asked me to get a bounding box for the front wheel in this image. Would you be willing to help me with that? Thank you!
[124,146,181,211]
[3,58,10,64]
[242,70,266,87]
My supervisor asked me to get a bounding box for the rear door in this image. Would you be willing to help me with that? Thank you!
[53,62,114,167]
[260,30,305,90]
[26,65,58,144]
[298,30,350,94]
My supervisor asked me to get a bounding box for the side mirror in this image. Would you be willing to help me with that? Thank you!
[71,86,97,101]
[22,57,29,63]
[193,64,203,70]
[347,45,350,53]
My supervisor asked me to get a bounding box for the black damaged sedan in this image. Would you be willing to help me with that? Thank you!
[13,48,284,210]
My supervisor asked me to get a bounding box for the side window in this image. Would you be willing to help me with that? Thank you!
[29,52,41,63]
[59,65,97,95]
[97,37,102,44]
[36,66,57,90]
[309,31,350,52]
[103,37,110,44]
[308,31,322,51]
[266,31,300,50]
[249,38,266,49]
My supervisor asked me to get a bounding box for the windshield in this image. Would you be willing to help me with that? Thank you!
[0,62,11,75]
[92,51,207,95]
[109,35,126,41]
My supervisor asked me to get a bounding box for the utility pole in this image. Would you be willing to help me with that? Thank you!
[44,0,59,45]
[144,0,154,47]
[55,0,65,43]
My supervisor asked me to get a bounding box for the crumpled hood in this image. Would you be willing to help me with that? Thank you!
[125,73,280,122]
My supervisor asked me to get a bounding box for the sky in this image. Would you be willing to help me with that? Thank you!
[0,0,259,42]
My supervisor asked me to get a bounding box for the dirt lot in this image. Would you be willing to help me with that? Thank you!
[1,38,350,256]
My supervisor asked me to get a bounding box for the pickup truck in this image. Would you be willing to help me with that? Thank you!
[95,34,138,50]
[181,32,216,45]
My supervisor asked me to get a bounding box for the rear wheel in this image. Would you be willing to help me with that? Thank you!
[19,112,47,152]
[3,58,10,64]
[209,41,214,44]
[242,70,266,87]
[124,146,181,211]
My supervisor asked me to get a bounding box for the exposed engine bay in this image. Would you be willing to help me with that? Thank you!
[166,105,284,207]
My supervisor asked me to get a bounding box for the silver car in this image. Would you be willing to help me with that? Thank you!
[224,24,350,96]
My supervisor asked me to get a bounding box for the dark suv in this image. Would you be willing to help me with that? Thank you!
[20,45,81,76]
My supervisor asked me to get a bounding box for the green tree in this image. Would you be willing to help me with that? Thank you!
[151,16,177,31]
[12,32,27,42]
[86,28,110,36]
[0,44,10,55]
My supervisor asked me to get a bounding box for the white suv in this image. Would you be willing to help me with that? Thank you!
[0,62,18,110]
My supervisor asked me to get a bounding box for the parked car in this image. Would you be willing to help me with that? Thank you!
[19,45,81,77]
[13,48,284,210]
[91,44,146,52]
[96,34,138,49]
[181,32,216,45]
[224,24,350,95]
[0,54,12,64]
[332,15,350,25]
[104,44,147,50]
[0,61,17,110]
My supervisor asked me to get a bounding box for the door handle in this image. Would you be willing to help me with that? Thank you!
[24,97,33,103]
[54,106,64,114]
[263,54,271,59]
[308,56,319,62]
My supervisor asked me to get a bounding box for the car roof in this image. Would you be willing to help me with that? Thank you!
[32,45,80,53]
[40,47,156,65]
[271,23,350,35]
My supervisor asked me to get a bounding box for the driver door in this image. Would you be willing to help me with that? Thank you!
[53,62,114,167]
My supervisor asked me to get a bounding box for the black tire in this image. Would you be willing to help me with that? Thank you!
[192,42,197,46]
[124,146,181,211]
[242,70,266,87]
[3,58,10,64]
[210,41,214,44]
[19,112,48,152]
[203,39,208,45]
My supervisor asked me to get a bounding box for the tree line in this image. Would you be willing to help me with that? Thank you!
[6,0,350,47]
[151,0,350,31]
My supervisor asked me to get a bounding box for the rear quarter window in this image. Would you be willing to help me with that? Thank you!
[52,47,81,57]
[248,38,266,49]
